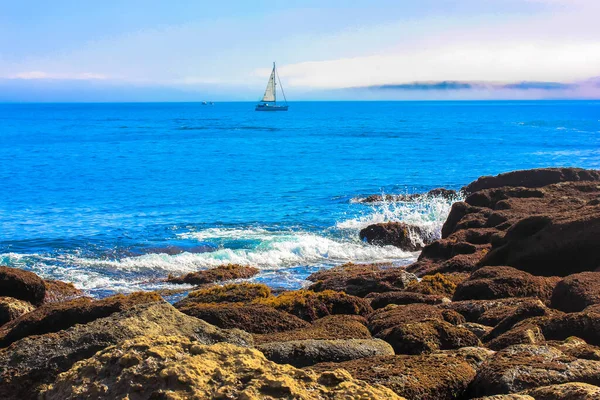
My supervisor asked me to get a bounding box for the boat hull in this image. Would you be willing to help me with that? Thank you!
[255,104,288,111]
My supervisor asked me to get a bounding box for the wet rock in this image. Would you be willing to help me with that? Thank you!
[368,291,449,309]
[258,338,394,367]
[310,349,484,400]
[42,280,84,303]
[0,297,34,326]
[0,266,45,306]
[41,335,402,400]
[368,303,466,336]
[0,291,162,348]
[453,266,560,304]
[0,302,252,400]
[176,282,272,305]
[463,167,600,194]
[167,263,259,285]
[175,302,310,334]
[359,222,432,250]
[441,297,545,324]
[307,263,418,297]
[255,289,373,322]
[254,315,371,344]
[551,272,600,312]
[469,344,600,397]
[377,318,481,354]
[355,188,458,204]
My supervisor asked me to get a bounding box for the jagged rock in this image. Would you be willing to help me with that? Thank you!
[43,280,84,303]
[167,263,259,285]
[0,302,252,400]
[258,338,394,367]
[0,266,45,305]
[486,324,545,351]
[469,344,600,397]
[175,282,272,305]
[359,222,432,250]
[307,263,418,297]
[524,382,600,399]
[453,266,560,304]
[551,272,600,312]
[0,292,162,348]
[254,315,371,344]
[254,289,373,322]
[368,291,449,309]
[547,337,600,361]
[0,297,34,326]
[441,297,545,324]
[176,302,310,334]
[41,336,403,400]
[483,300,551,343]
[310,349,486,400]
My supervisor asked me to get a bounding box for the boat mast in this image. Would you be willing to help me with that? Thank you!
[273,62,276,104]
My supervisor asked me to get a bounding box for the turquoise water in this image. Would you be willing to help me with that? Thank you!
[1,101,599,296]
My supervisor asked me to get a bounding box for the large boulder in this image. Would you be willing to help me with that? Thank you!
[551,272,600,312]
[368,303,465,336]
[453,266,560,304]
[0,292,162,348]
[307,263,418,297]
[254,289,373,322]
[175,282,272,305]
[0,302,252,400]
[310,348,492,400]
[441,297,546,325]
[0,266,45,306]
[469,344,600,397]
[254,315,371,344]
[41,336,403,400]
[257,338,394,367]
[359,222,432,250]
[175,302,310,334]
[0,297,34,327]
[368,291,449,309]
[167,263,259,285]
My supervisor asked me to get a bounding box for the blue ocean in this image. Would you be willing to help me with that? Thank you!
[1,101,599,297]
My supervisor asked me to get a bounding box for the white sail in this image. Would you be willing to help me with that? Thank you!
[261,69,276,102]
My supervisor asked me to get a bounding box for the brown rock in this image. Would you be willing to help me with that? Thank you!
[175,282,272,305]
[368,291,448,309]
[359,222,432,250]
[368,303,465,336]
[309,349,483,400]
[441,297,544,324]
[0,297,34,327]
[551,272,600,312]
[460,322,493,339]
[0,266,45,306]
[524,382,600,399]
[42,280,83,303]
[254,315,371,345]
[0,291,162,348]
[307,263,417,297]
[255,289,373,322]
[469,344,600,397]
[176,302,310,334]
[166,263,259,285]
[453,266,560,304]
[404,272,468,297]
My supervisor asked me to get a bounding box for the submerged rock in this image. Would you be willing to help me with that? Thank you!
[0,266,46,306]
[359,222,432,251]
[307,263,418,297]
[167,263,259,285]
[41,336,403,400]
[176,302,310,334]
[0,302,251,400]
[258,338,394,367]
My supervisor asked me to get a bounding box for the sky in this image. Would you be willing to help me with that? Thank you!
[1,0,599,101]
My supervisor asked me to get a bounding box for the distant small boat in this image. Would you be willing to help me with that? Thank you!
[202,101,208,105]
[256,62,288,111]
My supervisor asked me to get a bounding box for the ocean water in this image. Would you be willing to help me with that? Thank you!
[1,101,599,297]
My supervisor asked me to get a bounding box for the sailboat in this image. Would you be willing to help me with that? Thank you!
[255,62,288,111]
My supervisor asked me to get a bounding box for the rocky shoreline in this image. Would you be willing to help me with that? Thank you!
[2,167,600,399]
